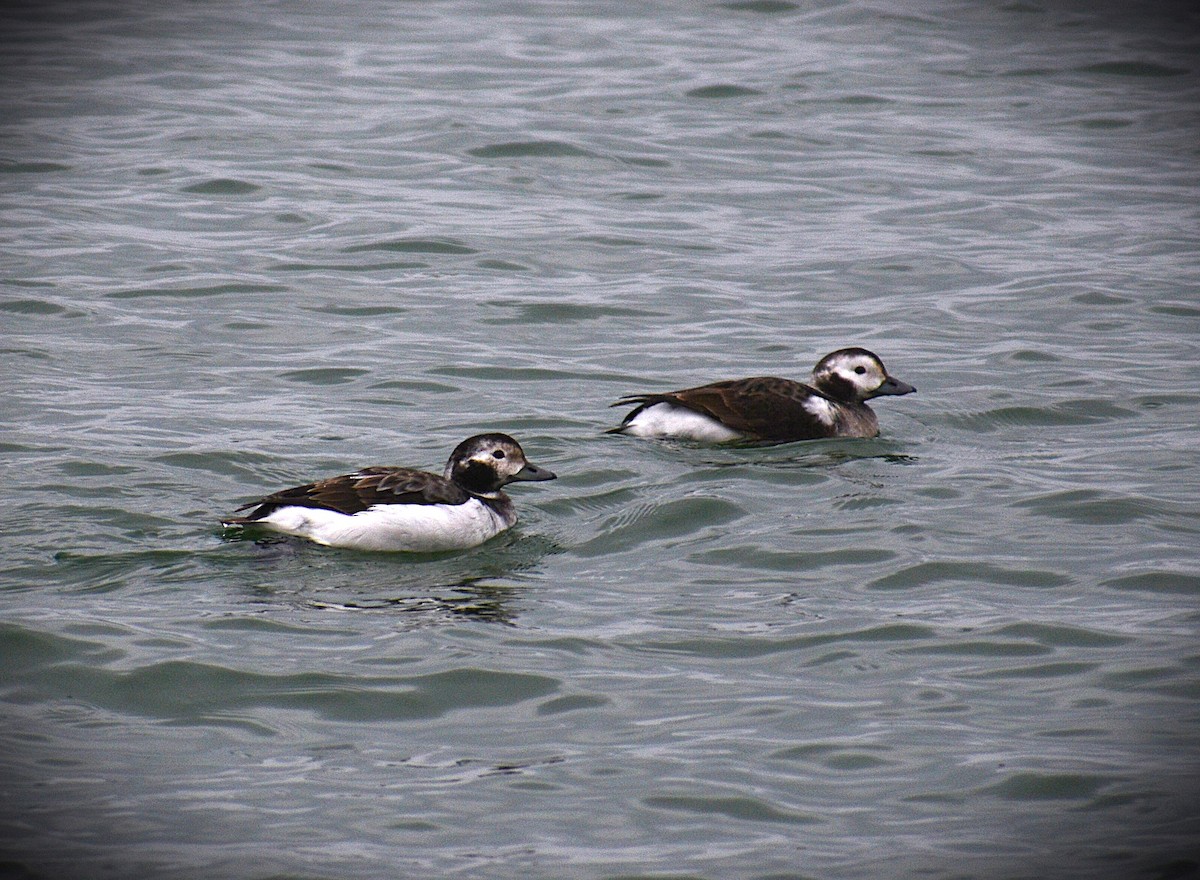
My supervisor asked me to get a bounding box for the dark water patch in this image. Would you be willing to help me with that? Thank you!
[369,378,460,395]
[278,367,369,385]
[303,304,407,316]
[693,546,896,572]
[154,450,276,477]
[1072,291,1132,306]
[770,742,894,769]
[897,641,1052,658]
[468,141,599,159]
[643,794,818,825]
[574,234,646,248]
[483,301,659,325]
[57,460,139,477]
[1004,348,1060,363]
[0,622,123,674]
[1149,303,1200,318]
[181,178,261,195]
[1013,489,1165,525]
[967,661,1099,679]
[275,260,432,271]
[836,94,894,105]
[476,258,530,271]
[0,161,71,173]
[868,561,1069,591]
[1101,571,1200,595]
[107,283,287,299]
[389,819,440,832]
[616,155,671,168]
[200,616,349,636]
[1076,117,1133,130]
[999,66,1056,77]
[1075,61,1190,78]
[628,623,936,660]
[1036,727,1107,739]
[0,299,75,316]
[431,364,588,382]
[1103,671,1200,701]
[719,0,799,12]
[536,694,610,715]
[613,191,665,201]
[686,84,764,99]
[983,771,1111,801]
[992,623,1129,648]
[21,660,560,724]
[341,238,477,255]
[833,495,902,511]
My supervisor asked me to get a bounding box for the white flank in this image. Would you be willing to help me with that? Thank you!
[622,402,743,442]
[801,395,837,427]
[255,498,513,552]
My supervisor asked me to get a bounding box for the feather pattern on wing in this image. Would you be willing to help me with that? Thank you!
[235,466,471,520]
[615,376,847,441]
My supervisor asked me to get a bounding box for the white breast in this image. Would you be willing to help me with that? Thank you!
[622,402,743,442]
[255,498,514,552]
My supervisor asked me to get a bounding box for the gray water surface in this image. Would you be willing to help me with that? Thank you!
[3,1,1199,878]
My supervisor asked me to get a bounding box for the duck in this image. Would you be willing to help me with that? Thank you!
[221,433,556,551]
[610,347,915,443]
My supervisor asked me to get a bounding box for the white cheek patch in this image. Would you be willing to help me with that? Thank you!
[802,395,837,426]
[623,402,743,442]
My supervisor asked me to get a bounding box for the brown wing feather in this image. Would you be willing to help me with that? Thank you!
[618,377,836,441]
[236,466,469,519]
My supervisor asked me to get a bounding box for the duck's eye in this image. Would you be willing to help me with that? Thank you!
[854,365,867,375]
[492,449,506,459]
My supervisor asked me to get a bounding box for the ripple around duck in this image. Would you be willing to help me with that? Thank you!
[941,400,1138,431]
[570,495,745,557]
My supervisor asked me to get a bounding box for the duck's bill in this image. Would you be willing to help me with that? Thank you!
[511,462,557,481]
[871,377,916,397]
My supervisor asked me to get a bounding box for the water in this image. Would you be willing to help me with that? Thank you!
[3,1,1199,878]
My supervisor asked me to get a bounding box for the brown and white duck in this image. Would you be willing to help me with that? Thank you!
[222,433,555,551]
[610,347,915,443]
